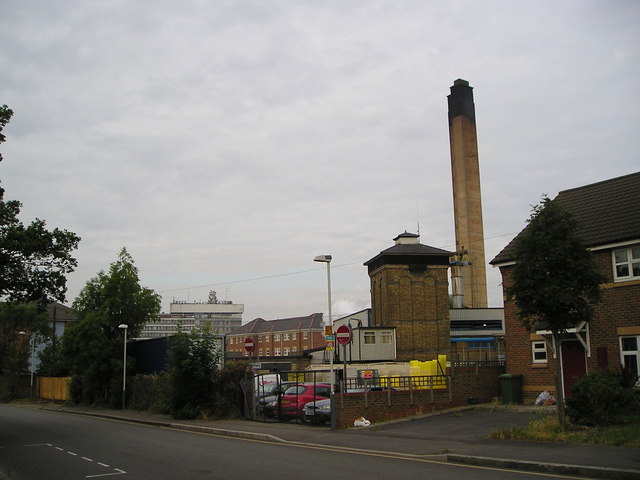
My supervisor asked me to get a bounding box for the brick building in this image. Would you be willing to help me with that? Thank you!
[490,172,640,402]
[226,313,325,360]
[364,232,452,362]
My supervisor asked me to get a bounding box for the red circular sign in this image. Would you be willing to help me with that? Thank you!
[336,325,351,345]
[244,337,255,353]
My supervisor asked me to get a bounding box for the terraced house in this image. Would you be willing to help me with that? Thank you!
[490,172,640,403]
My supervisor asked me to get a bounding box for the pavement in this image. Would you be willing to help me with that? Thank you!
[34,402,640,479]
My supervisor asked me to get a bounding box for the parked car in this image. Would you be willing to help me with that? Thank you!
[256,381,298,417]
[302,386,396,425]
[272,383,332,420]
[302,397,331,424]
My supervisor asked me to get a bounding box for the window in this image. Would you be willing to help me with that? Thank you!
[265,348,270,356]
[364,332,376,344]
[380,331,393,344]
[620,336,640,383]
[258,349,263,356]
[274,334,280,341]
[314,386,331,397]
[532,341,548,363]
[291,346,297,353]
[274,348,281,356]
[264,335,270,342]
[283,333,290,341]
[292,332,296,340]
[613,245,640,281]
[303,332,308,339]
[283,347,290,356]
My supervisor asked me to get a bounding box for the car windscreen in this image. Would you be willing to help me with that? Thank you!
[284,386,305,395]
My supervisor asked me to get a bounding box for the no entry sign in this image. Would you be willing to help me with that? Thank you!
[244,337,255,353]
[336,325,352,345]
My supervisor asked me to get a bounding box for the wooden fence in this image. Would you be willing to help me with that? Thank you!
[38,377,70,401]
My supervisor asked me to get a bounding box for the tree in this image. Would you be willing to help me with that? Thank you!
[167,322,222,419]
[60,248,161,406]
[0,303,49,374]
[506,196,604,428]
[0,105,80,307]
[0,303,49,400]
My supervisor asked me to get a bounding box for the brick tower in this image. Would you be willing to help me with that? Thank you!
[364,232,452,361]
[448,79,488,308]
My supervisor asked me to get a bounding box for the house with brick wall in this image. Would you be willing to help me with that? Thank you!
[226,313,325,369]
[490,172,640,403]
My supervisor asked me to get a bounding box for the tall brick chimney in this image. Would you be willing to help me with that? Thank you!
[448,79,488,308]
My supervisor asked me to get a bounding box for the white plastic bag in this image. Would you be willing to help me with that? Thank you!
[353,416,371,427]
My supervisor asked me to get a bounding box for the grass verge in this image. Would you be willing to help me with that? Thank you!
[489,414,640,447]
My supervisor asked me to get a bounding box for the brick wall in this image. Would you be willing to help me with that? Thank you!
[334,365,504,428]
[369,264,450,361]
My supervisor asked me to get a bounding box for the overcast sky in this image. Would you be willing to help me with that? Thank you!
[1,1,638,324]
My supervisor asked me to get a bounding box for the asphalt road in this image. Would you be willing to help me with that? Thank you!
[0,405,590,480]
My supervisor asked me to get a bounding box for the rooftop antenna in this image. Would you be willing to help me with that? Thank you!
[416,200,420,237]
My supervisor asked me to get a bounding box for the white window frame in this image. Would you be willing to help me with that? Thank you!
[620,335,640,384]
[380,331,393,344]
[274,348,281,356]
[364,331,376,344]
[283,347,290,356]
[532,341,548,363]
[283,333,290,341]
[613,244,640,282]
[274,334,280,341]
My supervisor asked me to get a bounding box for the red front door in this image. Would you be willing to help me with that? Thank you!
[561,340,587,397]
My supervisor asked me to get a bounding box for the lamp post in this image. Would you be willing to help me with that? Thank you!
[314,254,336,428]
[118,324,128,410]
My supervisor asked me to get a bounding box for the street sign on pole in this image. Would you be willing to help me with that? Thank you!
[244,337,255,353]
[336,325,351,345]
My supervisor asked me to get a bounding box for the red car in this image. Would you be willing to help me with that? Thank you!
[273,383,332,419]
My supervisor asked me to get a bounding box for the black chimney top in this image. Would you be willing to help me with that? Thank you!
[447,79,475,122]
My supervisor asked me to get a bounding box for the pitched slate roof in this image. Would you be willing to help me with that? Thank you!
[490,172,640,265]
[229,313,324,335]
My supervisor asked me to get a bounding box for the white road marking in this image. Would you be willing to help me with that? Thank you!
[86,471,126,478]
[22,443,126,477]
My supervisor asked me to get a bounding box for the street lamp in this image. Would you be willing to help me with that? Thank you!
[18,331,35,399]
[118,324,128,410]
[314,254,336,428]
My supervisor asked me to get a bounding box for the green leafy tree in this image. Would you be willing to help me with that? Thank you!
[0,105,80,307]
[60,248,161,406]
[0,303,49,374]
[167,322,222,419]
[506,196,604,428]
[0,303,49,400]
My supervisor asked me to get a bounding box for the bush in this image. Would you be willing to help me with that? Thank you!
[213,360,249,418]
[566,371,639,426]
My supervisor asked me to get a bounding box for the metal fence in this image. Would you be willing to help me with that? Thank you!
[245,370,452,423]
